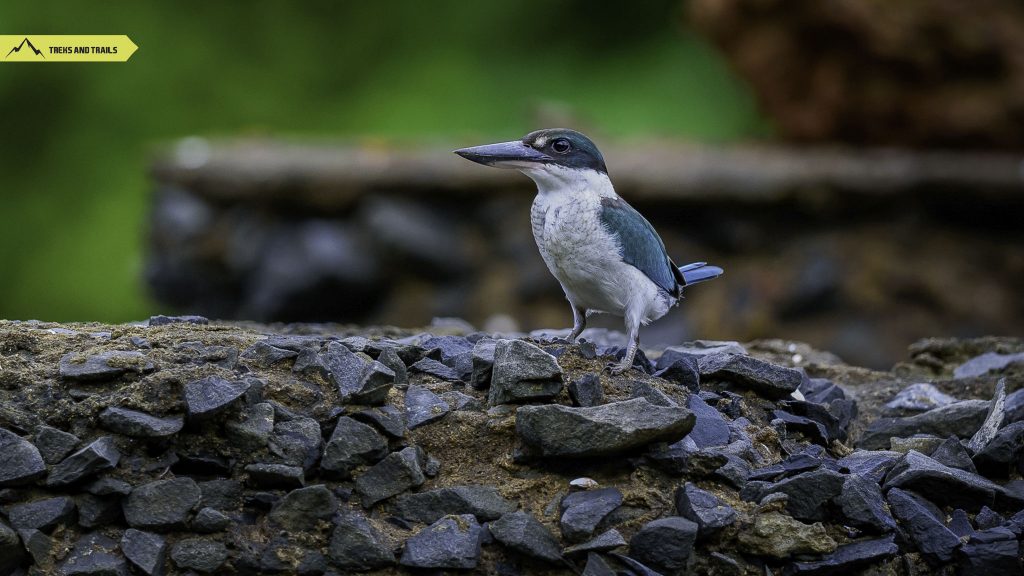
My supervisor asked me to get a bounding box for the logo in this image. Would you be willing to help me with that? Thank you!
[1,35,137,62]
[5,37,44,59]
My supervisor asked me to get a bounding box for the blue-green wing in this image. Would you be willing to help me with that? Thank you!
[599,197,680,296]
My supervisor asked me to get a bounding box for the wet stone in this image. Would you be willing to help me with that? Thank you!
[400,514,482,570]
[405,385,451,429]
[490,511,562,563]
[5,496,76,532]
[355,446,426,507]
[488,340,563,405]
[245,463,304,489]
[559,487,623,542]
[123,477,201,531]
[629,516,699,571]
[171,538,228,573]
[328,512,395,571]
[121,529,166,576]
[0,427,46,486]
[46,436,120,487]
[516,398,696,458]
[59,350,155,381]
[568,373,604,407]
[32,425,80,466]
[675,482,738,538]
[99,407,184,438]
[393,485,517,524]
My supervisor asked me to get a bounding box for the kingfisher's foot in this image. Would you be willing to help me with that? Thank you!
[604,360,631,375]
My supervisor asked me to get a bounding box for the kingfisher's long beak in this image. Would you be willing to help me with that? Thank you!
[454,140,551,168]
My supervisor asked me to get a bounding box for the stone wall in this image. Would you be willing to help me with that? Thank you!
[1,317,1023,574]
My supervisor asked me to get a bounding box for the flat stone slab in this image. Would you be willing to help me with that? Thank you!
[59,350,155,381]
[697,353,802,399]
[0,427,46,487]
[516,398,695,458]
[99,407,184,438]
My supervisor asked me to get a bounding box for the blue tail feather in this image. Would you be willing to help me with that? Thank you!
[680,263,723,286]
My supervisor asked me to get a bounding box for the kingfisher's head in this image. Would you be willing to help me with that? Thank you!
[455,128,608,191]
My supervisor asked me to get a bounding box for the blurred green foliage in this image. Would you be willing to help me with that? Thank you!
[0,1,766,322]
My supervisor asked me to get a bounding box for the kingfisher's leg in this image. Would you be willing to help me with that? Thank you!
[607,317,641,375]
[568,304,587,342]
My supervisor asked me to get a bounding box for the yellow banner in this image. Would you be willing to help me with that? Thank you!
[1,35,137,62]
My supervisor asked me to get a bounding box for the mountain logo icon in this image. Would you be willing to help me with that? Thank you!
[6,37,45,59]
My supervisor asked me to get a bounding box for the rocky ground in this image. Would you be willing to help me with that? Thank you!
[0,317,1022,575]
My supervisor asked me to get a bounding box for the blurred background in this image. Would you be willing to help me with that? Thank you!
[1,0,1022,368]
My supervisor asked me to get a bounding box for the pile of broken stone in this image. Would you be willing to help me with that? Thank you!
[0,317,1022,575]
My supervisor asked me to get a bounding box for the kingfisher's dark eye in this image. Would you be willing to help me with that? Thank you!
[551,139,572,154]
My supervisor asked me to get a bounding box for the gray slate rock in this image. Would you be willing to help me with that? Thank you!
[582,552,616,576]
[393,485,517,523]
[630,381,677,407]
[148,314,208,326]
[0,520,24,575]
[930,436,977,473]
[884,383,956,414]
[968,380,1007,454]
[240,341,297,368]
[225,402,275,449]
[687,395,730,448]
[883,450,1006,512]
[184,376,249,420]
[489,511,562,563]
[568,374,604,407]
[33,425,80,465]
[629,516,699,572]
[751,468,846,522]
[560,488,623,542]
[400,514,482,570]
[0,427,46,486]
[887,488,960,564]
[351,405,407,439]
[470,338,497,390]
[516,398,696,458]
[675,482,737,538]
[77,493,122,529]
[59,350,154,381]
[858,400,990,450]
[784,534,898,575]
[268,416,322,472]
[269,485,338,531]
[5,496,76,532]
[59,533,129,576]
[488,339,563,405]
[698,353,802,399]
[47,436,120,487]
[328,513,395,570]
[192,507,230,533]
[405,385,451,429]
[124,477,201,531]
[321,416,388,478]
[356,446,426,507]
[99,407,184,438]
[955,527,1022,575]
[835,474,896,533]
[973,421,1024,476]
[955,352,1024,379]
[837,450,902,484]
[563,529,627,556]
[198,478,242,511]
[410,357,462,381]
[171,538,228,573]
[653,349,701,390]
[121,529,167,576]
[19,528,53,567]
[244,463,304,489]
[323,341,395,405]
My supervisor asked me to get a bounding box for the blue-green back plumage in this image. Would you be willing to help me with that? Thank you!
[599,196,681,297]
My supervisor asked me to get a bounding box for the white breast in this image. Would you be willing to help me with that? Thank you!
[525,166,674,324]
